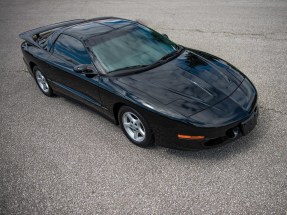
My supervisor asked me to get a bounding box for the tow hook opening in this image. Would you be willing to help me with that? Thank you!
[226,127,239,139]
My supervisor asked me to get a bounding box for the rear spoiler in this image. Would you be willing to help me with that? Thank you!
[19,19,85,48]
[19,17,121,48]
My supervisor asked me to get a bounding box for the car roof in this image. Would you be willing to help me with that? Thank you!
[61,17,136,41]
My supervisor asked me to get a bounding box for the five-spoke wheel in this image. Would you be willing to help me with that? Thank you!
[122,112,146,142]
[119,106,154,147]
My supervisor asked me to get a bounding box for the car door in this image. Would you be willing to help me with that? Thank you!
[47,34,102,109]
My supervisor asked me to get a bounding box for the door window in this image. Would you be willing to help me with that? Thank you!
[53,34,92,65]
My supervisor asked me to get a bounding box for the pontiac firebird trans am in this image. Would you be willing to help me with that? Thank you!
[19,17,258,150]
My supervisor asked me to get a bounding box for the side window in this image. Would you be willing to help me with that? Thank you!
[53,34,92,65]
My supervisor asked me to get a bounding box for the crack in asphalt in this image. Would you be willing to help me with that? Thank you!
[158,28,287,41]
[259,105,287,116]
[15,68,28,73]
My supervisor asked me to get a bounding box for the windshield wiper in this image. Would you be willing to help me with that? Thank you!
[109,46,184,73]
[110,64,149,72]
[159,46,184,62]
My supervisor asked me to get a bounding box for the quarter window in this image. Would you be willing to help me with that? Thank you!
[53,34,92,65]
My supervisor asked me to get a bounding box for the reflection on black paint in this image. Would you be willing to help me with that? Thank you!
[117,49,248,117]
[184,52,208,67]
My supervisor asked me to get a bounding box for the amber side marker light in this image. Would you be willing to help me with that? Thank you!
[177,134,205,140]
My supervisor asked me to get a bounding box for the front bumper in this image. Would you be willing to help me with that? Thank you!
[149,78,258,150]
[153,105,258,150]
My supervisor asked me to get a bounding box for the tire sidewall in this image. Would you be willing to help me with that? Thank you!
[33,66,53,97]
[118,106,154,147]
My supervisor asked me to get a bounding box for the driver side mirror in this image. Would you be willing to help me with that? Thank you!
[73,64,98,75]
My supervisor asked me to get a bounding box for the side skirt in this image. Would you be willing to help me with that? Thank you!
[49,81,117,124]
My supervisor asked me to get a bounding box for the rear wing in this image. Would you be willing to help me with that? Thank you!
[19,19,85,48]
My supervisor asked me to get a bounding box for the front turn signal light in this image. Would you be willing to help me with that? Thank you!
[177,134,205,140]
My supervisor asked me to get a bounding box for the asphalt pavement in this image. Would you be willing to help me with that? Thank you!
[0,0,287,214]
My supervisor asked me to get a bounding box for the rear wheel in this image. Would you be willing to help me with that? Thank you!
[118,106,154,147]
[33,66,53,97]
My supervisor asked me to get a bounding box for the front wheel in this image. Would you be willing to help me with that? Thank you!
[118,106,154,148]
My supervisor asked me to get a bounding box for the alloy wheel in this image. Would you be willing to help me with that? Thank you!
[35,70,50,93]
[122,112,146,142]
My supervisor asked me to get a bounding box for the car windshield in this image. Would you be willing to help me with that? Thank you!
[90,24,178,73]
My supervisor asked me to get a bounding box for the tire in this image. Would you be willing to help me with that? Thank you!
[118,106,154,148]
[33,66,53,97]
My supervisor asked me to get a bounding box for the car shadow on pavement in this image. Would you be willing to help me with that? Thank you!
[60,96,117,124]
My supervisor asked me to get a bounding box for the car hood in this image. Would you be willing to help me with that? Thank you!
[115,49,245,117]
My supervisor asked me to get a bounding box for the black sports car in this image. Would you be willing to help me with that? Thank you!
[19,17,258,150]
